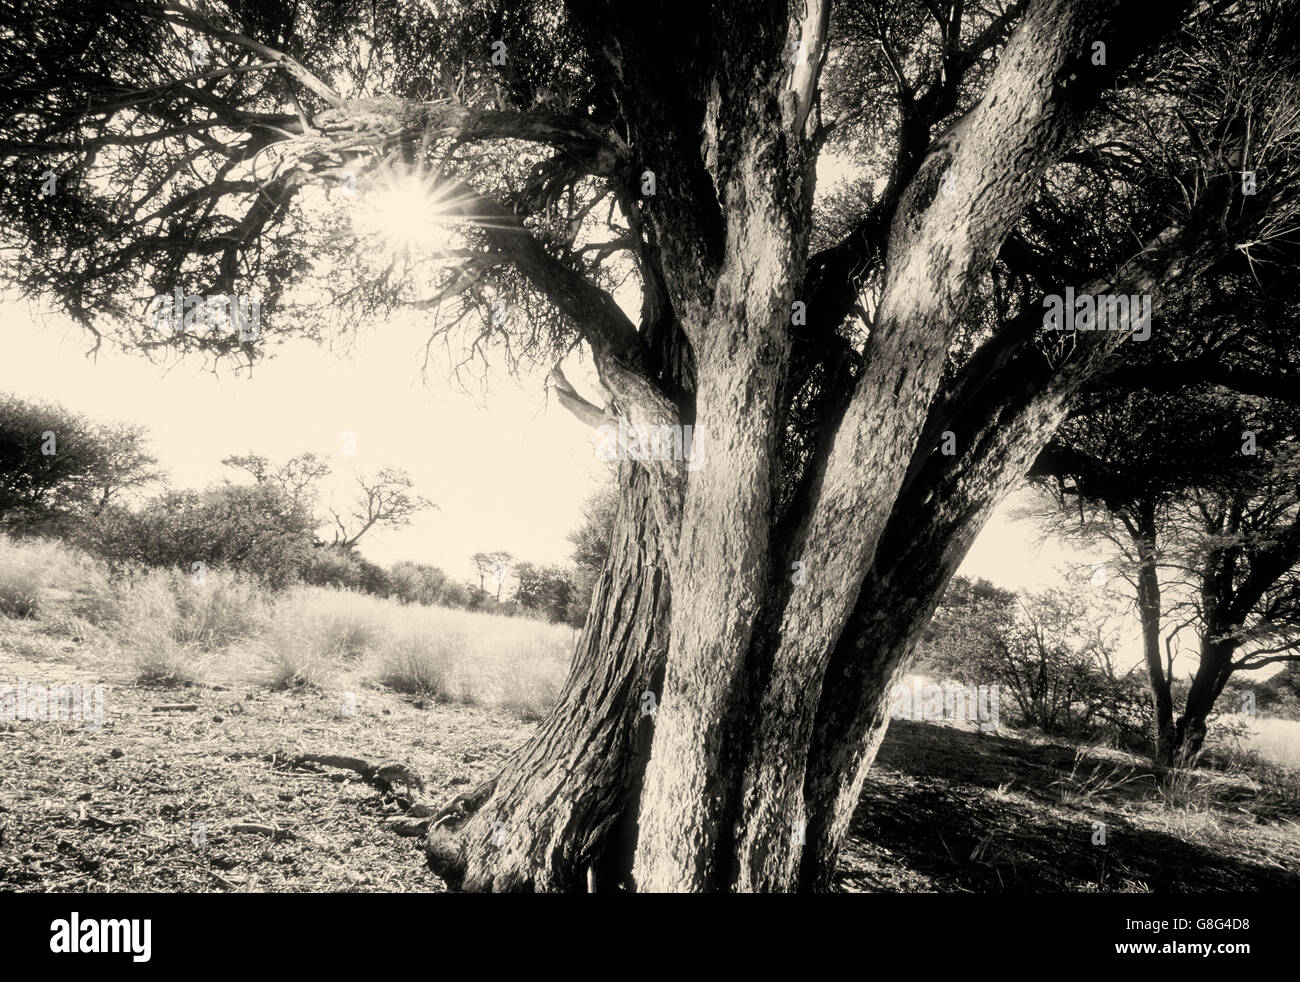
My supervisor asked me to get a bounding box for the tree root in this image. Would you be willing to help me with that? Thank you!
[423,776,498,890]
[275,751,426,796]
[267,750,501,888]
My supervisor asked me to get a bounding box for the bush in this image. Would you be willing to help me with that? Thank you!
[375,631,464,698]
[257,642,335,690]
[81,482,315,588]
[268,586,385,660]
[923,579,1128,742]
[299,546,389,597]
[0,534,104,619]
[513,561,575,624]
[438,580,470,608]
[0,560,41,618]
[131,637,203,685]
[387,560,449,606]
[114,567,268,652]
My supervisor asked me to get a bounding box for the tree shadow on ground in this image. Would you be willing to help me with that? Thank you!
[835,719,1300,892]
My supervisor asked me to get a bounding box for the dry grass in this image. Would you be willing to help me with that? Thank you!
[0,536,58,618]
[0,535,573,718]
[1241,716,1300,770]
[1050,747,1154,807]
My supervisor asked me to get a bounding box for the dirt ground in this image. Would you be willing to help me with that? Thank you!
[3,641,1298,892]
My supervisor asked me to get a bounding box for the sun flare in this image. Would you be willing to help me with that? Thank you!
[352,168,460,261]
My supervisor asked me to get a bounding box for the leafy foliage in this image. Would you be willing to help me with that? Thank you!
[0,393,160,530]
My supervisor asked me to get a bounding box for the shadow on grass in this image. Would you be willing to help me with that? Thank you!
[836,719,1300,893]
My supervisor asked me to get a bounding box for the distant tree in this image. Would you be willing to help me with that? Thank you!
[913,575,1018,680]
[329,467,433,550]
[388,560,450,606]
[567,484,618,571]
[439,580,471,609]
[1030,390,1240,760]
[0,394,161,529]
[513,560,544,608]
[471,549,514,601]
[1160,432,1300,755]
[1258,660,1300,718]
[470,553,492,593]
[966,587,1124,738]
[223,450,331,513]
[514,560,575,623]
[565,483,618,619]
[1032,390,1300,760]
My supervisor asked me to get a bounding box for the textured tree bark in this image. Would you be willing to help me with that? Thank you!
[792,225,1199,889]
[723,0,1181,892]
[631,144,804,892]
[426,462,670,891]
[1174,638,1237,760]
[797,388,1070,891]
[1133,510,1177,765]
[431,0,1195,894]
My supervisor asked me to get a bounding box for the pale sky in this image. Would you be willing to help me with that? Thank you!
[0,294,1148,660]
[0,141,1151,669]
[0,298,610,583]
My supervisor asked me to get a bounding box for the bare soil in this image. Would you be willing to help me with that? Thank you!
[2,634,1297,893]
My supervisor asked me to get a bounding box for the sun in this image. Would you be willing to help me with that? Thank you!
[351,167,461,262]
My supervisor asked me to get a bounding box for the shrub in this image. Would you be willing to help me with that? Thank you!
[299,546,390,597]
[375,631,464,698]
[132,636,203,685]
[114,567,268,652]
[257,642,335,690]
[269,586,385,660]
[0,561,41,618]
[82,482,315,587]
[387,561,450,606]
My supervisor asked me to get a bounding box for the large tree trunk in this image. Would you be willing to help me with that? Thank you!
[798,376,1072,890]
[1133,508,1177,764]
[1172,637,1236,761]
[631,146,803,892]
[428,0,1194,893]
[426,462,670,891]
[794,218,1199,890]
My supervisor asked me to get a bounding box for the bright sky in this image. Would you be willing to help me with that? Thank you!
[0,140,1153,669]
[0,298,610,583]
[1,295,1151,663]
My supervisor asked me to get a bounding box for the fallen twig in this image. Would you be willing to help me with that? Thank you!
[226,821,281,836]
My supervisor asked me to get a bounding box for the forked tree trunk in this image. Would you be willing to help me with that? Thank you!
[1172,637,1237,761]
[426,462,670,891]
[427,0,1193,893]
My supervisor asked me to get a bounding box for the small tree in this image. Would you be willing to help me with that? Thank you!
[0,394,161,529]
[1031,390,1300,760]
[470,549,514,602]
[329,467,432,551]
